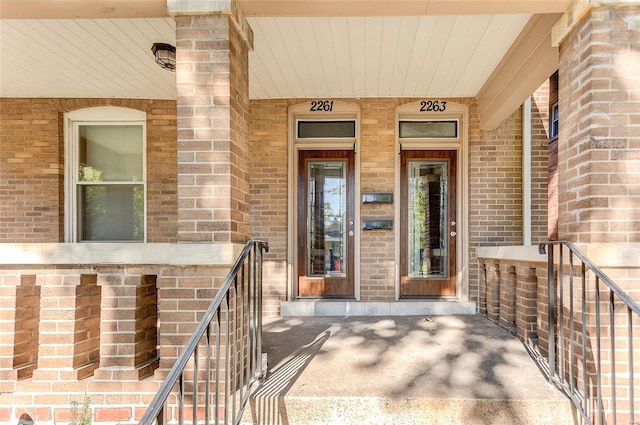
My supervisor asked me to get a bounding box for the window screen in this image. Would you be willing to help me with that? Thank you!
[399,120,458,139]
[297,120,356,138]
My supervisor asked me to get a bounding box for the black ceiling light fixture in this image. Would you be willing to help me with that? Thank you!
[151,43,176,71]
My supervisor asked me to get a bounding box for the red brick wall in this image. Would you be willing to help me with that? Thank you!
[469,108,524,303]
[249,99,288,315]
[0,98,62,242]
[0,98,178,243]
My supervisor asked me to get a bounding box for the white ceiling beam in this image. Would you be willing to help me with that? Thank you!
[0,0,169,19]
[0,0,572,19]
[476,13,560,130]
[239,0,572,17]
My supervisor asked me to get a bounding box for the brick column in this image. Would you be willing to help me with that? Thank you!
[515,265,538,342]
[0,270,20,392]
[33,271,101,381]
[557,4,640,242]
[169,0,253,243]
[94,267,159,382]
[498,264,516,331]
[485,261,500,323]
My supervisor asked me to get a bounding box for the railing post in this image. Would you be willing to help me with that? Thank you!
[547,243,556,381]
[138,240,268,425]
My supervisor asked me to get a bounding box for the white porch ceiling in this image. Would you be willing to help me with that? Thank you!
[0,14,531,100]
[0,18,177,99]
[248,15,531,99]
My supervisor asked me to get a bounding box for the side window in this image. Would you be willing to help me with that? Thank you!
[550,102,559,140]
[65,107,146,242]
[549,71,559,141]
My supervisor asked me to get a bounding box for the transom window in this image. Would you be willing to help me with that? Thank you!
[65,107,146,242]
[297,120,356,139]
[399,120,458,139]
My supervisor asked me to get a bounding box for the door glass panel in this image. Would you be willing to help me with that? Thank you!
[407,161,448,278]
[306,161,347,277]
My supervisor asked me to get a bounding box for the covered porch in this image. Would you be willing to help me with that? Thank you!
[2,0,640,424]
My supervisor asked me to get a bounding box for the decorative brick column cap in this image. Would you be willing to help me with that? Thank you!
[552,0,640,46]
[167,0,253,49]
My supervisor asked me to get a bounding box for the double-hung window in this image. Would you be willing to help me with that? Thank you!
[65,107,146,242]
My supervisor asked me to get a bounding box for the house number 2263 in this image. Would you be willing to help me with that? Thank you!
[310,100,334,112]
[420,100,447,112]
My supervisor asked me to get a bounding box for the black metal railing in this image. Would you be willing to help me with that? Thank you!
[538,241,639,425]
[138,240,269,425]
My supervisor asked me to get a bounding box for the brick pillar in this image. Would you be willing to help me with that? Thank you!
[94,267,159,381]
[515,266,538,342]
[0,270,20,392]
[478,261,488,315]
[536,266,551,360]
[557,4,640,242]
[485,261,500,323]
[169,0,253,243]
[14,275,40,381]
[498,264,517,331]
[33,271,101,381]
[155,265,228,374]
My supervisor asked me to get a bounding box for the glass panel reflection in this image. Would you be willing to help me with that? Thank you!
[79,125,143,182]
[407,161,448,278]
[306,161,347,277]
[399,120,458,139]
[298,121,356,138]
[80,184,144,241]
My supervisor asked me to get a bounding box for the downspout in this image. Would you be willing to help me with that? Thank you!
[522,96,532,246]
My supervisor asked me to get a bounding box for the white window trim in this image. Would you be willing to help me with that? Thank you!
[64,107,147,243]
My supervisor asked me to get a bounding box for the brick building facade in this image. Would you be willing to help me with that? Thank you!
[0,0,639,423]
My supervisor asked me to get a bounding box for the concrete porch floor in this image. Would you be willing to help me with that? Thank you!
[242,315,575,425]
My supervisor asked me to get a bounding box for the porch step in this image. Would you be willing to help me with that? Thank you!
[242,315,574,425]
[244,396,573,425]
[280,300,476,316]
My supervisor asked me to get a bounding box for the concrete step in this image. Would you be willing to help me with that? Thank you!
[243,396,574,425]
[241,315,575,425]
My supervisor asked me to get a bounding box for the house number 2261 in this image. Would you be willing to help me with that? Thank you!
[420,100,447,112]
[310,100,334,112]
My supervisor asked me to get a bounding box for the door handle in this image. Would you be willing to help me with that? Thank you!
[450,231,457,237]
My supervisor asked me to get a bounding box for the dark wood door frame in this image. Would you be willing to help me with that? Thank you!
[400,150,457,297]
[297,150,355,298]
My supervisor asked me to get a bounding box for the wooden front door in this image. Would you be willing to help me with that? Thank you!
[400,150,457,297]
[298,150,355,298]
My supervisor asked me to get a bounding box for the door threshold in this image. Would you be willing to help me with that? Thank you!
[280,299,476,317]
